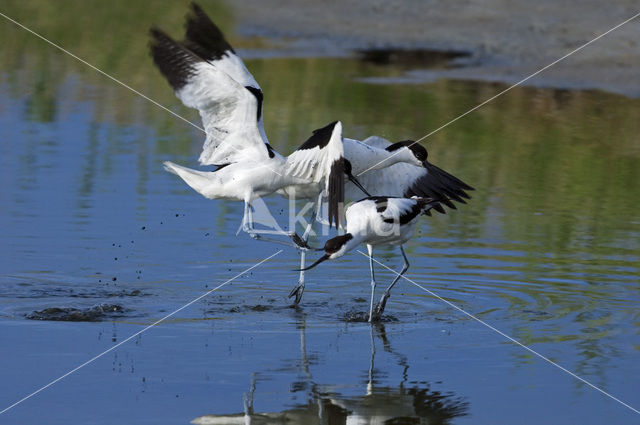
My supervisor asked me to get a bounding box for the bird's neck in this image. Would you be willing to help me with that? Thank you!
[345,139,408,174]
[368,147,412,171]
[341,233,365,256]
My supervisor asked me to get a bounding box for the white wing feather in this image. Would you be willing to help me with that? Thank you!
[381,198,419,220]
[360,135,393,149]
[345,136,472,208]
[179,3,275,162]
[286,121,344,187]
[176,61,269,165]
[150,29,272,166]
[286,121,346,227]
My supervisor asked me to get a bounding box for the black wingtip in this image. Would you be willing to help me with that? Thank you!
[149,27,199,90]
[328,157,346,229]
[296,121,339,151]
[405,161,474,213]
[184,2,234,61]
[313,121,338,134]
[189,1,203,14]
[149,27,170,47]
[432,202,446,214]
[428,161,475,192]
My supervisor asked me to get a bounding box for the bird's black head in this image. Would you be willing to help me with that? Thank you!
[344,159,371,196]
[324,233,354,254]
[386,140,428,164]
[298,233,354,271]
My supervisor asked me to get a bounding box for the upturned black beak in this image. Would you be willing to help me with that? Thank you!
[294,253,330,271]
[348,173,371,197]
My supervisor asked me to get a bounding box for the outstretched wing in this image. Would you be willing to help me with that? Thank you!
[286,121,345,228]
[345,137,473,211]
[182,3,258,88]
[149,7,275,165]
[181,3,273,149]
[359,135,392,150]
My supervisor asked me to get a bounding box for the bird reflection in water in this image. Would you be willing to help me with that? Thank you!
[192,317,468,425]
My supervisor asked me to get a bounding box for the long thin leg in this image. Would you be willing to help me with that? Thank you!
[288,249,307,304]
[367,323,375,395]
[303,192,324,240]
[243,373,256,419]
[241,201,310,249]
[289,192,324,304]
[367,244,376,323]
[373,245,410,320]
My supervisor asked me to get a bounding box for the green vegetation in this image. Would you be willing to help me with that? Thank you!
[3,1,638,254]
[3,1,639,255]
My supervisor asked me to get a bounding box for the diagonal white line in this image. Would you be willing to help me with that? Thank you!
[357,250,640,415]
[0,11,205,135]
[0,250,282,416]
[356,11,640,177]
[0,11,284,177]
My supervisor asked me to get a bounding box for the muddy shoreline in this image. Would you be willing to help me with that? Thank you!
[229,0,640,97]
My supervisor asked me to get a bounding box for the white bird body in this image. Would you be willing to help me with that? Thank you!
[164,160,309,202]
[163,119,346,204]
[151,5,349,239]
[304,196,441,321]
[340,198,420,247]
[151,3,473,306]
[276,181,324,200]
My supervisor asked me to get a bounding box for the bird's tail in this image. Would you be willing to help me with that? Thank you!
[163,161,213,196]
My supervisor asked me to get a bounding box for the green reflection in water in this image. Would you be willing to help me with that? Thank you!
[2,0,639,371]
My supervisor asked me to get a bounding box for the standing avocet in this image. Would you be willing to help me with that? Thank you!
[302,196,443,322]
[287,136,474,303]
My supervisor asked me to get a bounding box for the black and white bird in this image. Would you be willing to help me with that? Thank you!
[302,196,442,322]
[149,5,370,249]
[342,136,473,209]
[291,136,473,304]
[150,3,472,304]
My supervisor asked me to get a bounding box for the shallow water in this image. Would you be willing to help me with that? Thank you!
[1,2,640,424]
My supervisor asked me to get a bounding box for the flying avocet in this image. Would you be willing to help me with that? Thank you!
[150,15,369,248]
[151,3,472,303]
